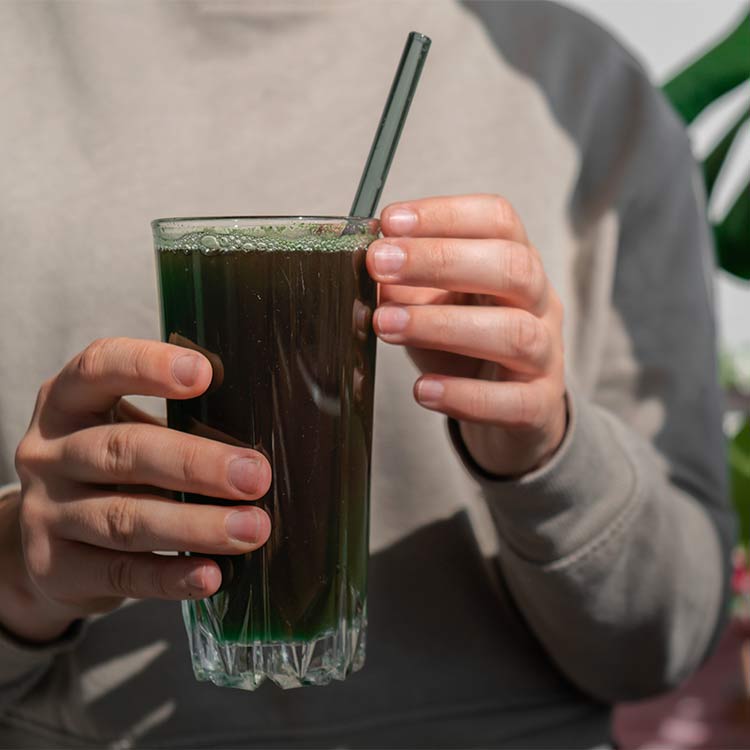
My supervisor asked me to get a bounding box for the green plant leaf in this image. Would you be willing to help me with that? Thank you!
[720,350,738,388]
[730,417,750,548]
[715,183,750,279]
[703,107,749,195]
[664,11,750,123]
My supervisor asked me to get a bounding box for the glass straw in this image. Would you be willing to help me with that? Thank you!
[348,31,431,219]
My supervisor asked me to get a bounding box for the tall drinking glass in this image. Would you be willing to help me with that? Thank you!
[153,217,378,690]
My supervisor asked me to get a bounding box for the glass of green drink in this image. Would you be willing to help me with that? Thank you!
[153,216,379,690]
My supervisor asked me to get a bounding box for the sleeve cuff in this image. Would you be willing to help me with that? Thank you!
[448,386,639,564]
[0,618,86,686]
[0,483,86,685]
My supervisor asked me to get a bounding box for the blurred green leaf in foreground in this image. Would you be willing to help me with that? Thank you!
[664,11,749,279]
[664,12,749,591]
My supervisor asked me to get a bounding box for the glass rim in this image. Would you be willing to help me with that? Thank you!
[152,215,376,228]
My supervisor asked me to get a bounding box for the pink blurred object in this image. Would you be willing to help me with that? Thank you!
[732,547,750,597]
[614,618,750,749]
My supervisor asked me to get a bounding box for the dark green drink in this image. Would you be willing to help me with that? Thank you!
[153,217,378,690]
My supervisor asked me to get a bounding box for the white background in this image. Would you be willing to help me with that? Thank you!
[562,0,750,353]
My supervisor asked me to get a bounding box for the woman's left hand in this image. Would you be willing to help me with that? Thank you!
[367,194,567,477]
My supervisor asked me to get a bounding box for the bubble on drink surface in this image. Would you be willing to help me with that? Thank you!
[200,235,220,251]
[154,221,378,254]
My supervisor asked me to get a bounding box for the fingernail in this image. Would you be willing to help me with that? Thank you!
[386,208,417,235]
[228,457,262,494]
[417,378,444,407]
[172,354,202,387]
[375,306,410,335]
[371,243,406,277]
[225,510,260,544]
[186,565,207,591]
[186,564,221,594]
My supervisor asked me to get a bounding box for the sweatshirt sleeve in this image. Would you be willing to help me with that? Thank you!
[0,619,85,718]
[457,1,733,704]
[449,115,732,703]
[449,365,731,702]
[0,484,86,715]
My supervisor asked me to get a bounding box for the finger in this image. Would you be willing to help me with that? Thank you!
[43,540,223,604]
[368,238,548,313]
[117,399,253,448]
[373,304,551,376]
[168,333,225,392]
[49,491,271,554]
[413,375,555,430]
[47,338,213,419]
[56,423,272,500]
[380,194,528,242]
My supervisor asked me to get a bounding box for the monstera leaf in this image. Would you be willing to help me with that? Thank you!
[664,13,750,559]
[664,11,750,279]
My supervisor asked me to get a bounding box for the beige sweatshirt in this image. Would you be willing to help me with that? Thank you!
[0,1,732,747]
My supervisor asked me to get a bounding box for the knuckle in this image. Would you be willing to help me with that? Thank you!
[37,378,54,405]
[511,386,545,431]
[508,313,544,361]
[178,440,201,486]
[149,563,170,598]
[18,493,49,536]
[76,338,111,382]
[437,203,462,235]
[431,308,455,342]
[106,554,138,597]
[489,194,514,234]
[528,260,547,305]
[505,243,538,295]
[23,536,52,584]
[14,435,46,477]
[100,427,139,477]
[103,497,141,549]
[130,340,156,382]
[467,386,493,421]
[26,377,55,420]
[431,240,456,285]
[532,324,552,365]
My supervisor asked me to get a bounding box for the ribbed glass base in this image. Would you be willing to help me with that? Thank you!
[183,601,367,690]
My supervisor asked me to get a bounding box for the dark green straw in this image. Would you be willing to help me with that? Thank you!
[348,31,431,219]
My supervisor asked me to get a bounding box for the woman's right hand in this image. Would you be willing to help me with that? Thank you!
[6,337,272,642]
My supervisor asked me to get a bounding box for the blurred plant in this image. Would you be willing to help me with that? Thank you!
[723,350,750,558]
[731,420,750,554]
[664,9,749,700]
[664,10,749,279]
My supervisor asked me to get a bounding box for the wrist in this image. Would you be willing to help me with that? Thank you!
[0,491,76,643]
[458,393,569,478]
